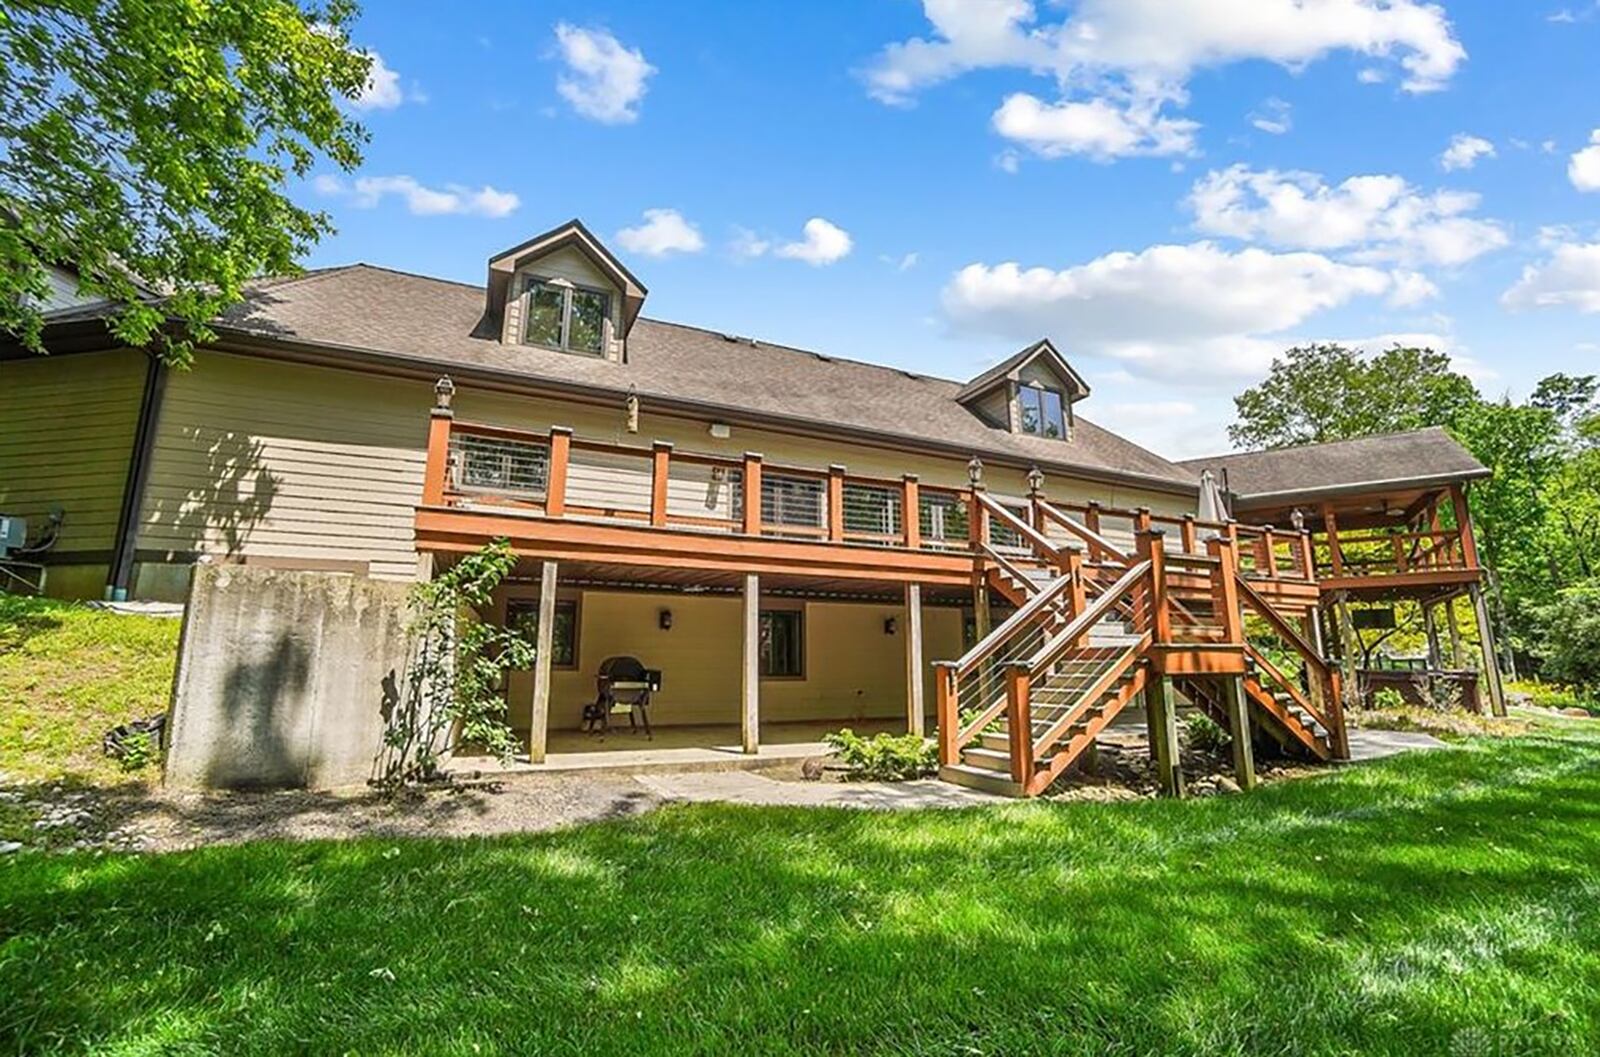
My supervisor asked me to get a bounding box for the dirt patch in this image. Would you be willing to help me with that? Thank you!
[1351,706,1532,740]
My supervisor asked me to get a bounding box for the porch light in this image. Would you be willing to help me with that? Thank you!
[625,386,640,434]
[1026,465,1045,496]
[883,616,897,635]
[433,375,455,411]
[658,608,673,631]
[966,456,984,487]
[1290,508,1306,532]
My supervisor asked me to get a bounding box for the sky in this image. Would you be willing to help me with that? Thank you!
[302,0,1600,460]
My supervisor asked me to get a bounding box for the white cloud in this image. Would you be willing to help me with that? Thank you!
[553,24,655,124]
[1440,133,1495,171]
[775,218,854,266]
[995,149,1021,174]
[615,209,704,257]
[1569,130,1600,192]
[729,228,771,260]
[316,175,520,218]
[351,50,404,110]
[1502,241,1600,313]
[1187,165,1509,267]
[941,241,1398,381]
[865,0,1465,159]
[881,252,920,271]
[1388,270,1440,307]
[992,92,1198,160]
[1250,97,1293,136]
[1339,330,1497,384]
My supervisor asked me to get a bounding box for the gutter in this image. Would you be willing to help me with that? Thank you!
[1232,469,1492,508]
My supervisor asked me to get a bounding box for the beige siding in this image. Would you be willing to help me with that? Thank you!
[136,353,431,581]
[501,587,964,730]
[0,349,145,554]
[565,447,651,514]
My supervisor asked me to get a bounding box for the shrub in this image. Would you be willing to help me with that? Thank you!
[116,730,155,772]
[1534,581,1600,697]
[823,728,938,781]
[1184,712,1227,752]
[1373,687,1406,711]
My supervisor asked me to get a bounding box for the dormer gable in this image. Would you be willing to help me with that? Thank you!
[956,339,1090,440]
[484,219,647,362]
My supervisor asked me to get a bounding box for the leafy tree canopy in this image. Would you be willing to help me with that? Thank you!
[0,0,371,363]
[1229,344,1480,450]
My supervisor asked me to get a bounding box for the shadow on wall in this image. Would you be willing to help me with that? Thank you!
[203,632,310,789]
[142,427,281,558]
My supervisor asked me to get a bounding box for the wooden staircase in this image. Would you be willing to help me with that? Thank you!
[934,490,1348,797]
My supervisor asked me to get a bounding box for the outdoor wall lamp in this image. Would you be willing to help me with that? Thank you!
[966,456,984,487]
[658,608,673,630]
[625,386,640,434]
[884,617,897,635]
[1026,465,1045,496]
[433,375,456,412]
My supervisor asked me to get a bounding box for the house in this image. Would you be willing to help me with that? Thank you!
[0,220,1502,795]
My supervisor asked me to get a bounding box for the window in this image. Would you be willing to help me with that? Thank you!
[1018,385,1067,439]
[759,609,804,678]
[506,597,579,669]
[521,276,609,355]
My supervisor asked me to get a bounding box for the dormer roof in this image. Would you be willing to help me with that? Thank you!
[485,218,648,337]
[955,338,1090,407]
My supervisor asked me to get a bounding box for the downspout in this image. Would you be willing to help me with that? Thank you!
[105,352,168,601]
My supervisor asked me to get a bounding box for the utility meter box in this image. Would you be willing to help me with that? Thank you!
[0,515,26,559]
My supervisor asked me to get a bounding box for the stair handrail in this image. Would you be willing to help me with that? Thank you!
[976,491,1063,567]
[978,543,1049,595]
[1034,497,1130,564]
[949,572,1076,678]
[1019,559,1152,673]
[1242,642,1332,734]
[1235,573,1349,757]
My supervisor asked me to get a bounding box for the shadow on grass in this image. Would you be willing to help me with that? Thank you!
[2,734,1598,1055]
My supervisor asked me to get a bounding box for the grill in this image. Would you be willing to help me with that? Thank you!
[585,655,662,737]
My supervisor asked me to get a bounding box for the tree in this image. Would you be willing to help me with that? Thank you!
[1,1,371,363]
[1229,344,1480,450]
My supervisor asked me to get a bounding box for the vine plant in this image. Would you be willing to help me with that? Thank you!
[377,539,532,790]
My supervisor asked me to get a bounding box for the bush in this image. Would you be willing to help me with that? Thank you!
[1373,687,1406,711]
[1535,581,1600,697]
[823,728,938,781]
[116,731,156,772]
[1184,712,1227,752]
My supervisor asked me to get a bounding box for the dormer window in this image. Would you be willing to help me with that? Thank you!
[1018,384,1067,439]
[522,275,609,355]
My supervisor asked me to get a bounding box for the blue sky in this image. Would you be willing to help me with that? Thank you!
[304,0,1600,458]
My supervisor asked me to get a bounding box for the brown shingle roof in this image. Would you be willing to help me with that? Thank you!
[1180,427,1489,503]
[202,264,1197,492]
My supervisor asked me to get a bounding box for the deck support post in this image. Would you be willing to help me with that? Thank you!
[1446,595,1465,669]
[1469,583,1507,717]
[972,572,992,642]
[1221,676,1257,790]
[1145,675,1184,798]
[742,573,761,753]
[529,560,559,764]
[904,582,926,737]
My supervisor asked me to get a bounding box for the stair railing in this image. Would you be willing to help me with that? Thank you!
[1034,497,1130,564]
[1233,572,1349,758]
[976,491,1069,575]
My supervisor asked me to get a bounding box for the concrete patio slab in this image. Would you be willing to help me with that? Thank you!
[1343,728,1452,762]
[636,771,1006,809]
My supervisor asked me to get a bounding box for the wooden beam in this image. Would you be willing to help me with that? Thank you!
[1207,535,1243,645]
[649,441,672,528]
[1145,676,1184,798]
[545,427,572,517]
[972,571,992,641]
[529,560,559,764]
[742,573,760,753]
[934,663,958,765]
[1469,583,1507,717]
[1450,484,1481,569]
[1222,676,1257,790]
[902,474,921,550]
[1003,663,1034,788]
[742,452,763,536]
[421,409,453,507]
[827,464,845,543]
[1446,595,1465,669]
[1321,504,1344,577]
[905,583,925,737]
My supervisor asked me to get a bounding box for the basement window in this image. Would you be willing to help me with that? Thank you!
[759,609,804,678]
[1018,385,1067,439]
[522,276,608,355]
[507,597,580,669]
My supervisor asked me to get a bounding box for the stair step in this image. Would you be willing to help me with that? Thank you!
[939,764,1025,797]
[960,746,1014,773]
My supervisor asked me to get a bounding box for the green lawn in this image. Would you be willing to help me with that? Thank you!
[3,722,1599,1055]
[0,594,178,786]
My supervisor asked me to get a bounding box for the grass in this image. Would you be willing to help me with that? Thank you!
[3,720,1599,1055]
[0,594,179,787]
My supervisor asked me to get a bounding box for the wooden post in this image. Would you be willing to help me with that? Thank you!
[1333,593,1361,707]
[742,452,763,536]
[1424,602,1443,670]
[649,441,672,527]
[1327,670,1350,759]
[1145,675,1184,797]
[1207,535,1243,645]
[905,583,925,737]
[971,572,992,642]
[545,427,572,517]
[421,407,453,507]
[827,464,845,542]
[529,560,559,764]
[1142,529,1170,644]
[1450,484,1480,569]
[1446,594,1465,668]
[902,474,921,549]
[1469,583,1507,717]
[742,573,760,752]
[1222,676,1257,790]
[1084,501,1102,537]
[1135,507,1153,534]
[1262,527,1279,579]
[1180,515,1197,555]
[969,486,989,550]
[1003,663,1034,788]
[934,663,958,765]
[1321,504,1344,577]
[1065,547,1087,617]
[1298,530,1316,581]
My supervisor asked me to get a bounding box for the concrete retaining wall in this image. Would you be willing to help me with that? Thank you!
[165,565,413,790]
